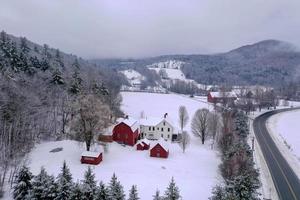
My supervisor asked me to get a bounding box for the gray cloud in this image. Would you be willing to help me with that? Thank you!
[0,0,300,58]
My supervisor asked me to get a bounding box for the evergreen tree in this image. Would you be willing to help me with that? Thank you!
[56,161,73,200]
[108,173,125,200]
[9,41,21,72]
[69,70,82,95]
[72,58,80,69]
[13,166,33,200]
[70,182,83,200]
[55,49,64,68]
[234,112,249,138]
[128,185,139,200]
[51,68,64,85]
[81,167,97,200]
[164,177,180,200]
[41,58,50,71]
[153,190,161,200]
[32,167,57,200]
[20,37,30,54]
[95,181,108,200]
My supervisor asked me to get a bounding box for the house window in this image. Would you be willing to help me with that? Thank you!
[168,128,170,132]
[161,134,163,137]
[163,122,165,126]
[168,135,170,138]
[161,128,164,131]
[152,127,155,131]
[149,127,151,131]
[157,127,159,130]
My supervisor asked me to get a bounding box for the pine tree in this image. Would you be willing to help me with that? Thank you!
[72,58,80,69]
[32,167,57,200]
[108,173,125,200]
[153,190,161,200]
[20,37,30,54]
[128,185,139,200]
[70,182,83,200]
[13,166,33,200]
[95,181,109,200]
[55,161,73,200]
[234,112,249,138]
[81,167,97,200]
[51,68,64,85]
[69,70,82,95]
[164,177,180,200]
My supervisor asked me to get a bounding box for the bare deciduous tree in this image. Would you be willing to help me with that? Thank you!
[191,108,210,144]
[72,94,111,151]
[178,106,189,132]
[208,111,221,149]
[180,131,190,153]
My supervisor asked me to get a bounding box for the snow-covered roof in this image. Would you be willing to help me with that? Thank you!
[210,91,237,98]
[140,138,150,144]
[151,138,169,150]
[81,151,101,158]
[140,115,174,127]
[122,118,139,132]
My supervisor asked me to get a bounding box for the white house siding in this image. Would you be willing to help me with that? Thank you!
[141,119,174,140]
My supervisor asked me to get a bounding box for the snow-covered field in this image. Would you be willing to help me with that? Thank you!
[7,92,220,200]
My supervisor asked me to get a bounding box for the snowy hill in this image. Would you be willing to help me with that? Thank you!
[120,69,145,86]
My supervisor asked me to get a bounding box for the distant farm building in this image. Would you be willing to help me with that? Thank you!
[150,139,169,158]
[112,118,140,146]
[81,151,103,165]
[140,113,178,141]
[207,91,237,104]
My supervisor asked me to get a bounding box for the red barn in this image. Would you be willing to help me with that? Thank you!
[207,91,237,104]
[113,119,139,146]
[150,139,169,158]
[81,151,103,165]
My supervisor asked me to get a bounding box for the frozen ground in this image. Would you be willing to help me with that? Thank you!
[5,92,220,200]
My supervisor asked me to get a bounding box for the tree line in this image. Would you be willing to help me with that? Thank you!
[0,31,123,197]
[210,110,260,200]
[13,161,181,200]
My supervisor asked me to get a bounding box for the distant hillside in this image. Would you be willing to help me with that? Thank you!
[92,40,300,87]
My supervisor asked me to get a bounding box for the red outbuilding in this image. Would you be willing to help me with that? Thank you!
[136,139,150,151]
[136,143,145,151]
[207,91,237,104]
[150,139,169,158]
[113,119,139,146]
[81,151,103,165]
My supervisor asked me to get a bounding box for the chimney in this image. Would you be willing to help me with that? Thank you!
[164,113,168,118]
[125,115,129,119]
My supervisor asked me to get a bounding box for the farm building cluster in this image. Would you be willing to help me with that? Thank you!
[81,114,177,164]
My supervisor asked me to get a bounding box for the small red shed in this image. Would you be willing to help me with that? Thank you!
[81,151,103,165]
[150,140,169,158]
[113,119,139,146]
[136,143,145,151]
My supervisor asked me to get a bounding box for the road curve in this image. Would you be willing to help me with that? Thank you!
[253,108,300,200]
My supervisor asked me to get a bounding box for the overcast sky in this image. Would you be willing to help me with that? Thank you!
[0,0,300,59]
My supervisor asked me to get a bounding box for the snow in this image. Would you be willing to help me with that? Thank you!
[81,151,102,158]
[121,118,139,132]
[120,69,144,86]
[149,67,186,80]
[267,109,300,179]
[12,92,219,200]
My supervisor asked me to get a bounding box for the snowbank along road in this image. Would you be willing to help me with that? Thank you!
[253,108,300,200]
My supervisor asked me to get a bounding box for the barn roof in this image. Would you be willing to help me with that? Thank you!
[210,91,237,98]
[81,151,101,158]
[118,117,139,132]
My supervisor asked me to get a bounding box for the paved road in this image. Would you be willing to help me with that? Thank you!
[253,108,300,200]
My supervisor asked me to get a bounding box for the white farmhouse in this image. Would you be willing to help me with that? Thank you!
[140,114,178,141]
